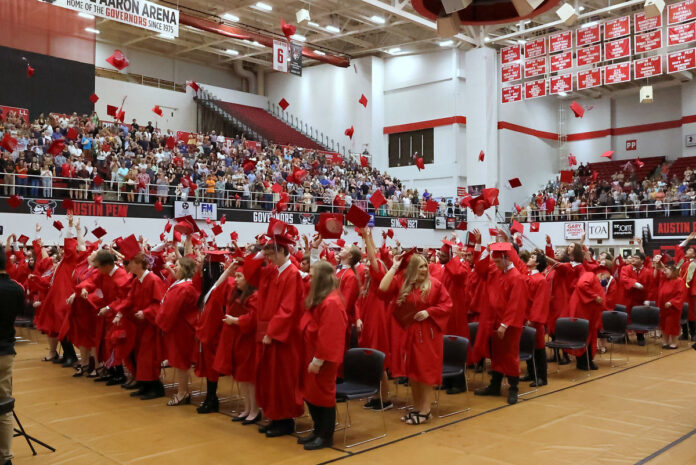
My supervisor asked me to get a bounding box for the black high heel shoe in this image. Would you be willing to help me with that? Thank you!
[241,412,262,425]
[72,365,89,378]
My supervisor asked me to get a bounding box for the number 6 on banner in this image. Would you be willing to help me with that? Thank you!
[273,40,289,73]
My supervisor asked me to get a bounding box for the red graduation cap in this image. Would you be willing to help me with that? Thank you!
[152,105,163,117]
[154,200,163,212]
[570,101,584,118]
[568,154,577,166]
[635,158,645,169]
[220,215,226,225]
[106,105,118,117]
[26,64,34,78]
[118,234,141,260]
[360,155,369,168]
[601,150,614,159]
[415,157,425,171]
[292,166,308,183]
[203,249,228,263]
[334,238,346,248]
[243,159,257,172]
[508,178,522,189]
[53,220,64,231]
[230,231,238,241]
[346,205,371,228]
[164,221,172,233]
[359,94,368,107]
[514,203,522,213]
[67,127,78,140]
[280,18,296,41]
[397,248,417,272]
[510,220,524,234]
[478,150,485,162]
[482,187,499,206]
[116,110,125,122]
[398,218,408,228]
[345,126,354,139]
[240,254,264,288]
[370,189,387,209]
[591,170,599,181]
[48,140,65,156]
[530,222,540,232]
[1,133,17,153]
[387,228,394,238]
[62,198,74,210]
[490,242,513,255]
[489,228,499,236]
[175,215,200,234]
[187,80,200,92]
[211,224,223,236]
[92,227,107,239]
[267,217,289,237]
[455,221,467,231]
[271,182,283,193]
[278,98,290,111]
[160,233,166,242]
[94,194,103,205]
[106,49,130,70]
[46,208,52,218]
[205,218,212,225]
[93,175,104,187]
[424,199,439,213]
[89,93,99,104]
[316,213,345,239]
[166,136,176,150]
[560,170,574,184]
[17,235,29,245]
[174,221,194,236]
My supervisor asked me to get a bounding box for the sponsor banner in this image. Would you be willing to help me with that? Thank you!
[577,44,602,66]
[501,63,522,82]
[45,0,179,36]
[667,47,696,73]
[635,11,662,33]
[668,21,696,46]
[604,62,631,85]
[653,216,696,236]
[272,40,289,73]
[0,105,30,124]
[174,201,217,220]
[524,79,547,99]
[524,37,546,58]
[564,222,585,240]
[635,29,663,53]
[577,23,601,47]
[501,84,523,104]
[634,55,663,79]
[605,37,631,60]
[288,42,303,77]
[549,31,573,52]
[501,44,521,64]
[577,68,603,90]
[550,51,573,72]
[549,74,573,94]
[524,56,547,78]
[377,217,434,229]
[612,220,635,239]
[604,16,631,40]
[588,221,610,240]
[668,0,696,25]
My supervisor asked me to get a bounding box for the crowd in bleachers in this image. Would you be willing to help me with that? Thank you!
[0,109,448,218]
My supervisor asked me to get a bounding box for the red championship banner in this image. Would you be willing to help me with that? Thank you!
[550,51,573,72]
[634,55,663,79]
[604,16,630,40]
[577,68,602,90]
[604,62,631,84]
[524,56,547,78]
[667,47,696,72]
[577,44,602,66]
[549,74,573,94]
[501,63,522,82]
[549,31,572,52]
[605,37,631,60]
[501,84,523,104]
[577,23,601,47]
[635,11,662,33]
[524,37,546,59]
[668,21,696,45]
[635,30,663,53]
[668,0,696,25]
[501,44,521,64]
[524,79,547,100]
[0,105,29,124]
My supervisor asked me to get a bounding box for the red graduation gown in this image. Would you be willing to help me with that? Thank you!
[526,271,550,349]
[429,259,470,339]
[356,261,391,370]
[213,291,258,383]
[155,280,200,370]
[620,263,654,310]
[59,263,100,348]
[255,262,305,420]
[568,271,605,356]
[370,264,406,377]
[194,278,234,381]
[300,290,347,407]
[657,276,686,337]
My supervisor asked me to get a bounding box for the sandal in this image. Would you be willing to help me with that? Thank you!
[72,365,89,377]
[42,354,58,362]
[167,393,191,406]
[401,411,418,422]
[406,411,431,425]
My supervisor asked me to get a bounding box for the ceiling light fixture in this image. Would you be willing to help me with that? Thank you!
[439,40,454,46]
[158,33,175,39]
[325,25,340,33]
[558,91,568,97]
[253,2,273,12]
[222,13,240,22]
[314,50,326,55]
[292,34,306,42]
[387,47,402,55]
[581,21,599,28]
[84,27,100,34]
[225,49,240,55]
[308,21,319,27]
[370,15,386,24]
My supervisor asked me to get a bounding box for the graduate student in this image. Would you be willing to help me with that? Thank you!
[654,260,687,349]
[522,249,550,387]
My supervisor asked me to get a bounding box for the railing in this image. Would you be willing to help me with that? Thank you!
[195,87,265,145]
[512,201,696,222]
[95,67,186,93]
[267,102,342,155]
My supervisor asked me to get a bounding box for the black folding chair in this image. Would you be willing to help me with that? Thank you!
[0,397,55,456]
[626,306,661,356]
[468,322,485,383]
[518,326,538,397]
[614,304,627,313]
[435,336,470,418]
[546,317,590,380]
[335,348,387,448]
[598,311,629,367]
[681,303,689,347]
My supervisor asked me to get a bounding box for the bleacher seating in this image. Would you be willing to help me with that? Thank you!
[587,156,664,183]
[215,101,325,150]
[667,156,696,181]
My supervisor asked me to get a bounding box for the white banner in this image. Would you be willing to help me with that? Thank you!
[174,201,216,220]
[273,40,289,73]
[44,0,179,37]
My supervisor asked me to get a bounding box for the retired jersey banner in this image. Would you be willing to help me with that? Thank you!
[604,62,631,84]
[501,44,521,64]
[577,23,601,47]
[501,84,523,104]
[524,79,547,100]
[577,68,602,90]
[605,37,631,60]
[501,63,522,82]
[668,21,696,46]
[635,11,662,33]
[635,30,663,53]
[43,0,179,37]
[273,40,289,73]
[577,44,602,66]
[668,47,696,73]
[550,51,573,72]
[549,31,572,52]
[668,0,696,25]
[524,37,546,58]
[604,16,630,40]
[634,55,663,79]
[524,56,546,78]
[549,74,572,94]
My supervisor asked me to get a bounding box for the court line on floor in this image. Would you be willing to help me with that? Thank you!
[319,346,693,464]
[634,425,696,465]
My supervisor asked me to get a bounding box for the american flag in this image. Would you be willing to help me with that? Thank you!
[457,187,467,197]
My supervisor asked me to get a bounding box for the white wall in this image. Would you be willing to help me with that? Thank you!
[201,83,269,109]
[94,77,197,132]
[96,41,242,90]
[682,80,696,158]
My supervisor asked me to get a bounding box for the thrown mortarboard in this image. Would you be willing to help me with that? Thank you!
[220,215,226,225]
[94,195,103,205]
[204,249,230,263]
[370,189,387,209]
[601,150,614,159]
[118,234,141,260]
[89,93,99,104]
[360,156,369,168]
[187,80,200,92]
[280,18,296,41]
[230,231,238,241]
[164,221,172,233]
[205,218,212,225]
[489,228,499,236]
[116,110,125,122]
[106,49,130,70]
[1,133,18,152]
[293,166,308,183]
[92,227,107,239]
[514,203,522,213]
[48,139,65,156]
[508,178,522,189]
[357,93,369,107]
[344,126,354,139]
[67,127,78,140]
[26,64,34,78]
[242,159,257,172]
[415,157,425,171]
[17,235,29,245]
[456,221,467,231]
[334,238,346,248]
[560,170,574,184]
[152,105,163,117]
[530,222,540,232]
[154,200,163,212]
[635,158,645,169]
[510,220,524,234]
[387,228,395,238]
[93,175,104,186]
[53,220,64,231]
[175,215,200,233]
[160,233,165,242]
[316,213,345,239]
[7,195,21,209]
[166,136,176,150]
[278,98,289,111]
[424,199,439,213]
[478,150,485,162]
[271,182,283,193]
[62,198,74,210]
[398,218,408,228]
[212,224,223,236]
[346,205,371,228]
[570,101,584,118]
[106,105,118,117]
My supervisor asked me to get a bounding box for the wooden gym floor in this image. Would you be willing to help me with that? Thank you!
[9,328,696,465]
